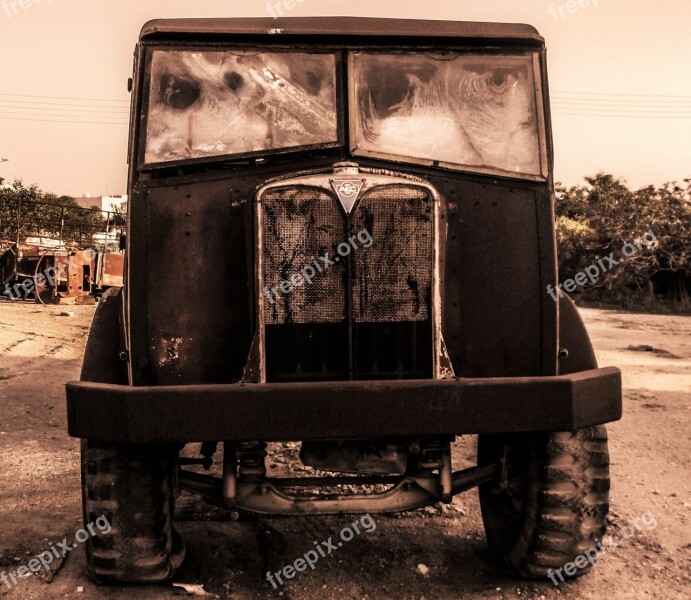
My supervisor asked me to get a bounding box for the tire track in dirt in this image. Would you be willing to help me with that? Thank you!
[1,337,33,353]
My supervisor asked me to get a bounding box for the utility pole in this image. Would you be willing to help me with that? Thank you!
[0,158,7,236]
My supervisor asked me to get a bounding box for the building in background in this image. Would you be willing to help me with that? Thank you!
[74,194,127,215]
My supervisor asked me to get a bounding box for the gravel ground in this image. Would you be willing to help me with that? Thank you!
[0,301,689,599]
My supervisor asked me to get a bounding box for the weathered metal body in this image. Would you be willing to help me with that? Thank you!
[67,18,621,519]
[123,18,557,388]
[68,367,621,443]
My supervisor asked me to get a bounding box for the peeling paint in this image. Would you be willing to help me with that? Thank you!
[438,336,456,379]
[158,336,183,367]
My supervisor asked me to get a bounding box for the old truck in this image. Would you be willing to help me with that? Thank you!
[66,17,622,585]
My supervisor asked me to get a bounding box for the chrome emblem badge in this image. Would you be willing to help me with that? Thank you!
[331,179,364,213]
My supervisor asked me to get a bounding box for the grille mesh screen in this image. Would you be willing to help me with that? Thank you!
[262,188,345,324]
[262,183,433,325]
[352,186,433,322]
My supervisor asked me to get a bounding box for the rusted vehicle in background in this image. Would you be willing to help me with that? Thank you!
[0,242,90,304]
[94,250,125,292]
[0,197,124,303]
[67,18,622,586]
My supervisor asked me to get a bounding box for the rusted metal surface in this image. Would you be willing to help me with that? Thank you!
[177,464,499,515]
[128,168,551,385]
[213,475,438,515]
[66,367,622,443]
[440,178,549,377]
[63,250,96,299]
[132,180,252,386]
[255,168,441,382]
[79,288,128,385]
[99,252,124,289]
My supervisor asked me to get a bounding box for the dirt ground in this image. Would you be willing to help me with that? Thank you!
[0,301,689,599]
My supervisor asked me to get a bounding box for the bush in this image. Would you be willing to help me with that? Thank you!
[555,174,690,311]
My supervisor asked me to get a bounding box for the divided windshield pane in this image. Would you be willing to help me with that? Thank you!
[351,52,542,177]
[145,50,338,164]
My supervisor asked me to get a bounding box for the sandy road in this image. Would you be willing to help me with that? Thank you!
[0,301,689,599]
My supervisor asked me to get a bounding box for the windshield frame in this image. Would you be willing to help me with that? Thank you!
[137,44,345,170]
[347,49,548,182]
[135,44,548,182]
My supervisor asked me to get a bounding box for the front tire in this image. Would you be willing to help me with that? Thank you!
[81,441,185,583]
[78,287,184,583]
[478,426,610,579]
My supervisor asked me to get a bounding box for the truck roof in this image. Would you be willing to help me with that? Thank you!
[139,17,543,46]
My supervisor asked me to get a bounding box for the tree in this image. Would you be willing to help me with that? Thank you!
[0,179,105,248]
[110,201,127,227]
[555,173,691,308]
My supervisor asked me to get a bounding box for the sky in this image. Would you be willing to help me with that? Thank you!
[0,0,689,196]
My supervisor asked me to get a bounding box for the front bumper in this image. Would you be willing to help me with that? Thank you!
[66,367,622,444]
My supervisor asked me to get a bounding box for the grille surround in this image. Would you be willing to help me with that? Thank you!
[255,165,442,382]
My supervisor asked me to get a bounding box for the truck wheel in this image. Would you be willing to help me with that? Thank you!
[78,287,184,583]
[477,426,610,579]
[81,440,185,583]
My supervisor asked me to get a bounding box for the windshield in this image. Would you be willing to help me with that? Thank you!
[144,50,338,164]
[350,52,543,178]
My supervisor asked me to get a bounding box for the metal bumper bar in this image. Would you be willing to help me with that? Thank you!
[66,367,621,443]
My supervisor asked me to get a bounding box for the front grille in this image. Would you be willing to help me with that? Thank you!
[262,188,345,324]
[353,186,432,322]
[259,173,435,382]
